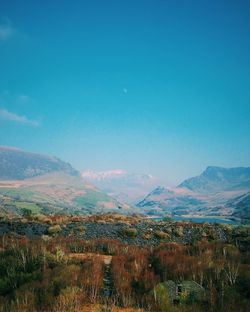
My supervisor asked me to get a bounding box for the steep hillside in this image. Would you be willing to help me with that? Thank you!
[229,192,250,220]
[137,167,250,220]
[137,187,207,216]
[179,166,250,194]
[0,146,79,179]
[0,147,129,215]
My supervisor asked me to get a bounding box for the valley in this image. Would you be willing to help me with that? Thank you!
[0,146,249,224]
[0,146,249,311]
[1,1,250,310]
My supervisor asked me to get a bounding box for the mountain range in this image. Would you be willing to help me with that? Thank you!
[179,166,250,193]
[0,146,249,221]
[0,146,129,216]
[82,169,161,204]
[137,166,250,220]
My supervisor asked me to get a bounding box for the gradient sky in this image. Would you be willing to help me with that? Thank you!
[0,0,250,185]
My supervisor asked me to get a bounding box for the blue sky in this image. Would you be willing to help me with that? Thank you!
[0,0,250,185]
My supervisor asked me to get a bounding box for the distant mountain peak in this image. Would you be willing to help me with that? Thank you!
[179,166,250,193]
[81,169,157,183]
[81,169,160,204]
[204,166,220,172]
[82,169,127,180]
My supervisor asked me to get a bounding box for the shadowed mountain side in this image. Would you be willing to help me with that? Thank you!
[178,166,250,194]
[229,192,250,220]
[0,146,79,180]
[137,167,250,220]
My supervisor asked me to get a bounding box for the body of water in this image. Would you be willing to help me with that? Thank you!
[153,216,238,225]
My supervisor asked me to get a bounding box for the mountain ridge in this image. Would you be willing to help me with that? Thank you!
[137,166,250,220]
[178,166,250,194]
[0,146,79,180]
[0,146,130,215]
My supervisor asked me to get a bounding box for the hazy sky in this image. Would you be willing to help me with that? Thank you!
[0,0,250,185]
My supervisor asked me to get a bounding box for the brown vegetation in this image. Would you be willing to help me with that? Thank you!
[0,215,249,311]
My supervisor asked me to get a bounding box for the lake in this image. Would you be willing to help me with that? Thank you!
[153,216,238,225]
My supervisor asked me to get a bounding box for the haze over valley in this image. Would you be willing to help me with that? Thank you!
[82,169,161,204]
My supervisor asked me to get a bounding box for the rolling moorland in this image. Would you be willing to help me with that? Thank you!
[0,146,249,311]
[0,213,249,312]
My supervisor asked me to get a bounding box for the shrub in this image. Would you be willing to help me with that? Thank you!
[174,226,184,237]
[76,225,86,233]
[143,233,152,240]
[53,286,84,312]
[153,283,172,312]
[21,208,32,218]
[35,214,52,224]
[41,235,51,242]
[154,230,170,240]
[124,228,138,238]
[48,225,62,234]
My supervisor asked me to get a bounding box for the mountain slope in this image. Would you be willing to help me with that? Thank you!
[179,166,250,194]
[0,146,79,180]
[137,186,206,216]
[229,192,250,220]
[0,147,129,215]
[137,167,250,219]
